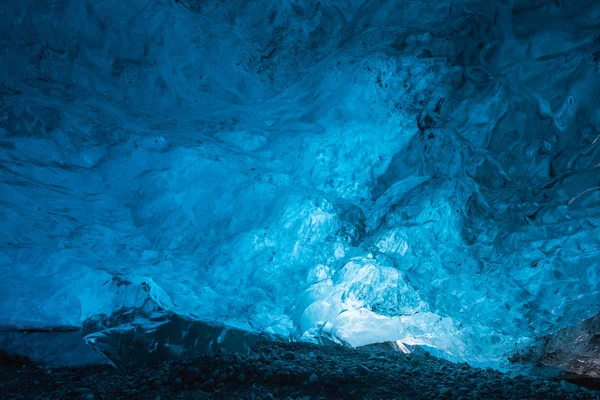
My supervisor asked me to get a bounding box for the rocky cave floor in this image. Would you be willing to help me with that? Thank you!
[1,341,599,400]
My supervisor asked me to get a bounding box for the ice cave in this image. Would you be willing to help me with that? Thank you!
[1,0,600,398]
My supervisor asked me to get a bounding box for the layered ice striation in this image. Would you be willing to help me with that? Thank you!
[1,0,600,371]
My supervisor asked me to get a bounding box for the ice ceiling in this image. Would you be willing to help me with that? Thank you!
[1,0,600,369]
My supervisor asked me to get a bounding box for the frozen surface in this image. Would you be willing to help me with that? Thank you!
[0,330,105,367]
[511,312,600,378]
[1,0,600,370]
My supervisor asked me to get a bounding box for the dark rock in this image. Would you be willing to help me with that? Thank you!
[358,364,371,375]
[473,377,486,385]
[514,383,527,391]
[200,378,215,392]
[277,368,290,378]
[189,389,211,399]
[283,351,296,360]
[185,367,202,383]
[560,380,580,393]
[216,372,227,382]
[0,337,588,400]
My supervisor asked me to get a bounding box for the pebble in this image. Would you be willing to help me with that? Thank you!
[358,364,371,375]
[514,382,527,391]
[561,380,581,393]
[185,367,202,383]
[201,378,214,391]
[2,342,593,400]
[190,389,211,399]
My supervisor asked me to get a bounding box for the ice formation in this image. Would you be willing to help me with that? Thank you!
[1,0,600,373]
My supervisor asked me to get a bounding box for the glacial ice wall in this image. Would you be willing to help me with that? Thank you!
[1,0,599,368]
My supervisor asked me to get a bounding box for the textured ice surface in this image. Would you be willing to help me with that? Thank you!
[1,0,600,370]
[82,281,262,369]
[511,312,600,378]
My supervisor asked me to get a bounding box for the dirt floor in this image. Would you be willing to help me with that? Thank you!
[1,341,598,399]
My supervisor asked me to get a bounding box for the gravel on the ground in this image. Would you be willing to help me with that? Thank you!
[1,341,598,399]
